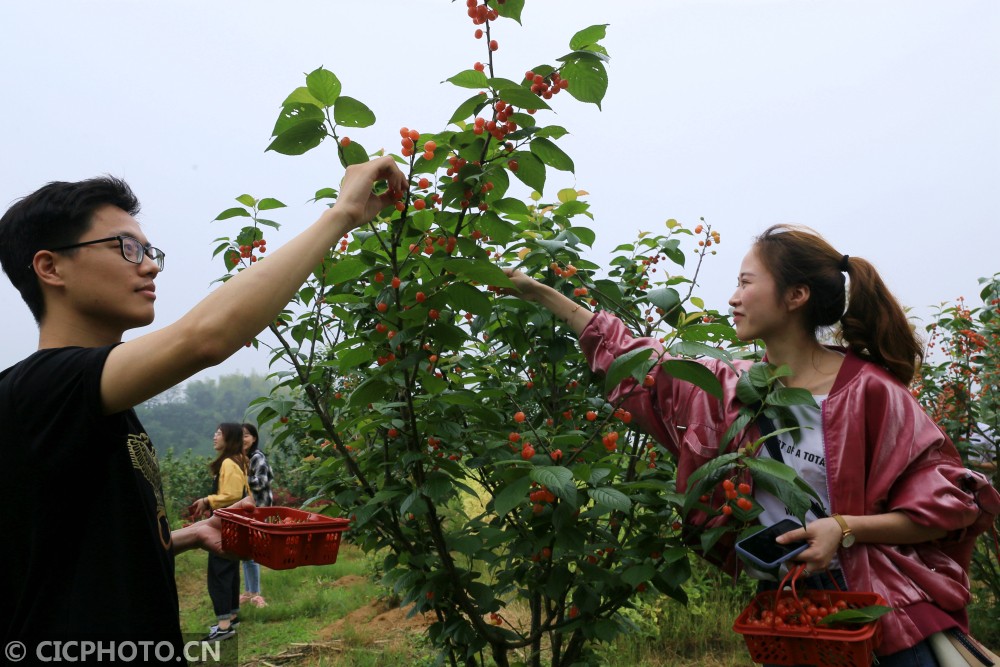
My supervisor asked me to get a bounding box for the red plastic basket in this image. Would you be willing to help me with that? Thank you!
[733,565,886,667]
[215,506,350,570]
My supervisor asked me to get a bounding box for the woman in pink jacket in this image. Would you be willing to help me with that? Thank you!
[504,224,999,665]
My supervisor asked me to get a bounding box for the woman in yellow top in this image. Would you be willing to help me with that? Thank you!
[194,423,248,641]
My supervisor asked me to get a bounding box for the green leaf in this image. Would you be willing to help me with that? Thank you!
[445,282,492,316]
[257,198,286,211]
[338,140,369,168]
[335,346,373,369]
[271,102,325,137]
[560,57,609,109]
[720,411,753,449]
[659,360,723,400]
[267,120,326,156]
[444,258,515,288]
[536,125,569,139]
[326,256,367,284]
[333,96,376,128]
[510,151,546,192]
[306,67,341,106]
[765,386,818,408]
[214,207,250,221]
[494,475,532,517]
[491,198,531,217]
[497,86,550,110]
[736,371,764,405]
[282,86,323,107]
[530,137,574,172]
[604,347,656,395]
[590,486,631,512]
[447,69,490,89]
[647,288,681,317]
[530,467,575,501]
[348,377,389,408]
[569,24,609,50]
[491,0,523,23]
[818,605,894,626]
[236,194,257,207]
[621,563,655,588]
[449,94,489,125]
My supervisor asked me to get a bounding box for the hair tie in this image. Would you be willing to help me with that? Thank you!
[839,254,850,272]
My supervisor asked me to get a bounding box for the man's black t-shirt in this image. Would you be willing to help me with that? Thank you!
[0,346,183,648]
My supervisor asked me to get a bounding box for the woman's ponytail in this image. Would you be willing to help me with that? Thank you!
[839,256,923,385]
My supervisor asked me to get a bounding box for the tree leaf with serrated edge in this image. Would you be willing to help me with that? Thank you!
[306,67,341,106]
[444,258,514,288]
[818,606,894,626]
[447,69,489,89]
[336,346,373,369]
[530,467,574,501]
[256,218,280,230]
[510,151,546,192]
[326,256,366,284]
[647,287,681,316]
[449,94,489,125]
[444,282,492,316]
[744,457,821,521]
[338,140,369,168]
[530,137,574,172]
[537,125,569,139]
[720,411,754,449]
[669,340,732,366]
[560,57,608,108]
[604,347,656,395]
[348,377,389,408]
[765,386,818,408]
[267,121,326,156]
[497,86,551,111]
[557,188,577,203]
[493,475,531,518]
[621,564,655,588]
[333,96,376,128]
[282,86,323,108]
[271,103,325,138]
[236,194,256,207]
[257,198,286,211]
[748,362,773,387]
[490,0,523,22]
[736,371,764,405]
[566,225,595,246]
[491,198,531,217]
[660,360,723,400]
[214,207,250,221]
[569,24,609,50]
[590,486,631,512]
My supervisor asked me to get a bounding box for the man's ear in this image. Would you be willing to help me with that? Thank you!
[32,250,66,288]
[785,284,810,313]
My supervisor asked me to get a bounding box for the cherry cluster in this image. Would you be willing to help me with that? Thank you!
[719,478,754,516]
[234,238,267,264]
[524,69,569,99]
[399,127,436,160]
[742,592,851,629]
[472,100,518,141]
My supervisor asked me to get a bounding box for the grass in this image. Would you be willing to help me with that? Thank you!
[174,541,756,666]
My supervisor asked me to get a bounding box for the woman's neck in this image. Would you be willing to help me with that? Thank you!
[763,334,844,395]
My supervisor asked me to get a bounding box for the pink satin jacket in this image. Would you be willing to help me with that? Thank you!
[580,312,1000,655]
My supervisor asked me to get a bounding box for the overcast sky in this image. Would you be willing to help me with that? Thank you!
[1,0,997,385]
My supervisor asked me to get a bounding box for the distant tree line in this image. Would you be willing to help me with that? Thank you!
[137,372,275,457]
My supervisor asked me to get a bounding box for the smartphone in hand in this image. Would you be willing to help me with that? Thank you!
[735,518,808,570]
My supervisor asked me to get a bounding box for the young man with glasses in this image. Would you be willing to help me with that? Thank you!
[0,156,406,651]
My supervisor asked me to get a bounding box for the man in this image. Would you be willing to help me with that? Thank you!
[0,156,405,652]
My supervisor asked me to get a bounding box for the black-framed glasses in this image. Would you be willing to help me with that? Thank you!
[48,235,165,271]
